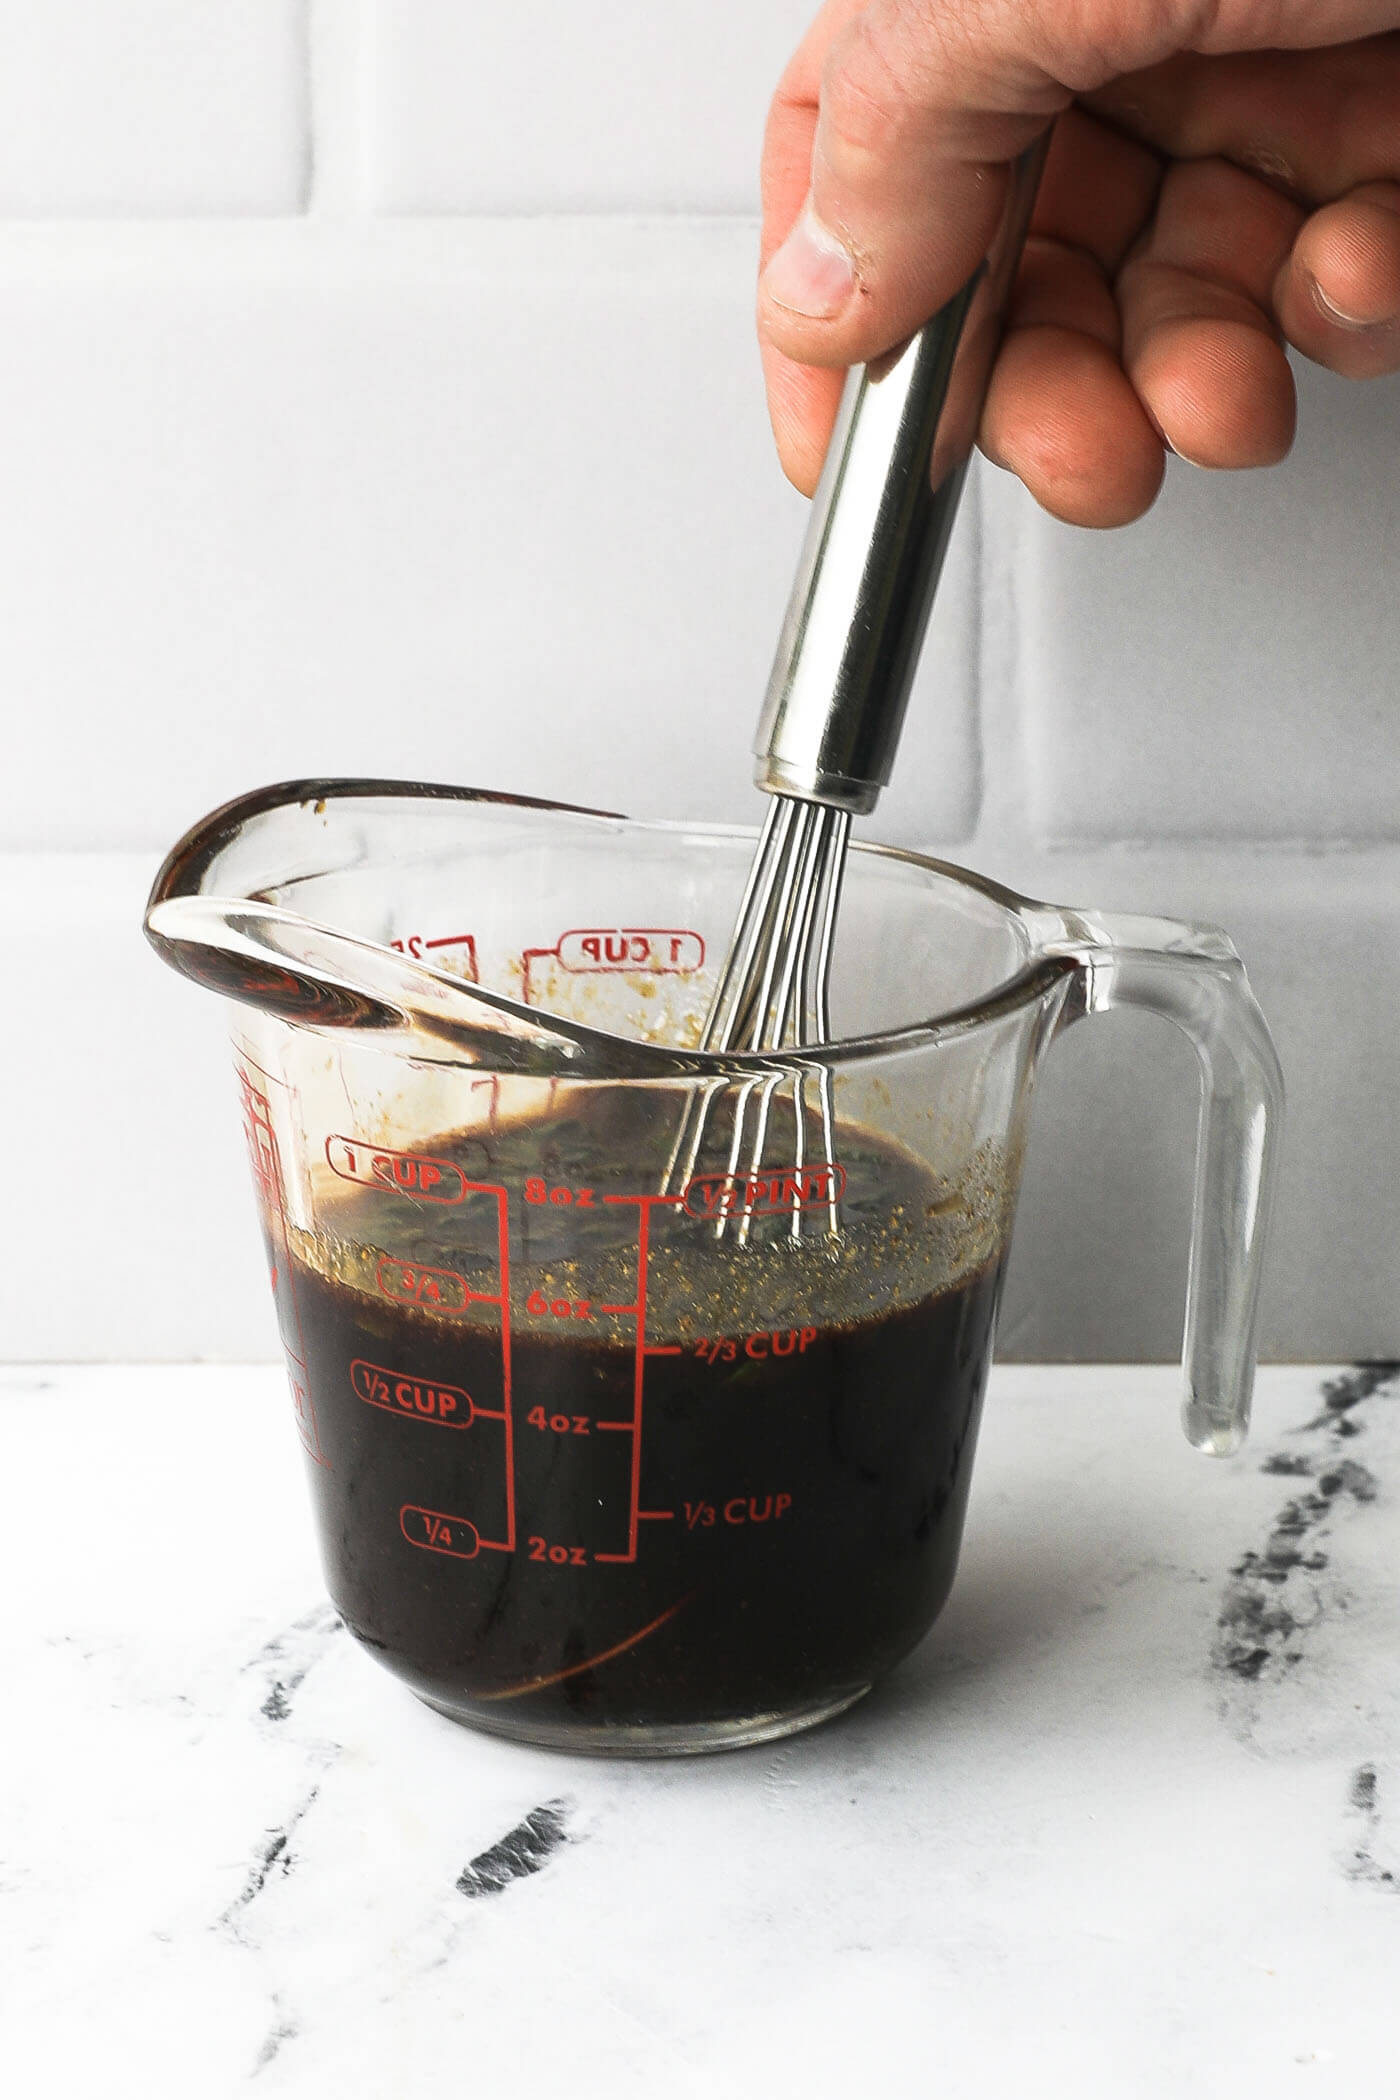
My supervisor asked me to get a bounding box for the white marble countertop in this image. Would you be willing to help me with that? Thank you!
[4,1362,1397,2097]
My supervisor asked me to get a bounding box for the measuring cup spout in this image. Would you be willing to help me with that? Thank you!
[143,782,686,1077]
[146,893,608,1070]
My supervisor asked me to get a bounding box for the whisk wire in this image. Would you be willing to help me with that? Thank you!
[807,809,848,1043]
[743,801,829,1246]
[735,799,816,1055]
[807,812,848,1238]
[709,802,813,1250]
[663,795,850,1244]
[700,797,791,1052]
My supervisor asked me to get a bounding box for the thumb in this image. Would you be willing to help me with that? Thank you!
[758,0,1073,370]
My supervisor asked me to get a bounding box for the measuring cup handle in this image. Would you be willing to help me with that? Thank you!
[1032,905,1284,1454]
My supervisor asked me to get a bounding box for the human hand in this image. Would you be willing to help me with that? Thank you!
[758,1,1400,525]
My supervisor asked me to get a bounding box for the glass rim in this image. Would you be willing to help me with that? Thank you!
[147,776,1079,1074]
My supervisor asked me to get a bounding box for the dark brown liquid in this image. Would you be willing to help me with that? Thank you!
[282,1099,1007,1741]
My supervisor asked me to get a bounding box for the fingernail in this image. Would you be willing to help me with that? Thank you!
[762,206,856,320]
[1308,273,1395,332]
[1143,405,1177,456]
[1144,404,1214,468]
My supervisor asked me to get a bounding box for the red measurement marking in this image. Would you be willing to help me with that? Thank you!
[236,1066,282,1215]
[593,1198,653,1565]
[681,1495,792,1528]
[390,932,478,978]
[368,1178,515,1553]
[523,1179,596,1210]
[376,1257,470,1311]
[694,1328,819,1365]
[471,1074,502,1139]
[326,1136,466,1204]
[520,928,703,1004]
[496,1182,516,1552]
[682,1159,846,1222]
[286,1371,315,1443]
[529,1536,588,1566]
[350,1358,473,1428]
[400,1505,480,1559]
[590,1189,681,1564]
[556,928,704,974]
[724,1494,793,1526]
[232,1050,326,1470]
[518,946,553,1007]
[627,1197,649,1560]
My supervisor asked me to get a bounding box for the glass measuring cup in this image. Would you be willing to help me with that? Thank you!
[146,779,1282,1755]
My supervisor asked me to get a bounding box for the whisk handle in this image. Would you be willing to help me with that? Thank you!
[753,133,1050,815]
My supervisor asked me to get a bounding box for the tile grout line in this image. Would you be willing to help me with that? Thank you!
[305,0,370,219]
[968,461,1038,870]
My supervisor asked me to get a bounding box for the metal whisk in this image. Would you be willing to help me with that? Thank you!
[665,795,849,1245]
[667,139,1050,1244]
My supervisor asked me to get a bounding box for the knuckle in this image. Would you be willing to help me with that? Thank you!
[821,17,913,166]
[820,2,976,157]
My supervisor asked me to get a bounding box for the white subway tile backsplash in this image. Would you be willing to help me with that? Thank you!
[1011,359,1400,845]
[0,3,309,215]
[0,221,980,854]
[2,856,274,1360]
[366,0,815,213]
